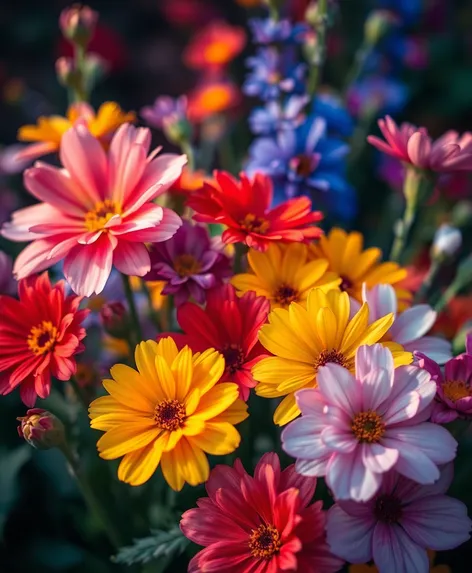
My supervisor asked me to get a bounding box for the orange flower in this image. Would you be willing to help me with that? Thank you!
[187,81,241,122]
[170,166,211,195]
[183,21,246,70]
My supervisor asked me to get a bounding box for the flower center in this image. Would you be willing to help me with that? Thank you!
[84,199,121,232]
[248,524,281,560]
[374,494,403,524]
[173,254,202,277]
[351,410,385,443]
[27,321,58,355]
[239,213,271,235]
[314,349,349,372]
[339,275,353,292]
[269,71,282,84]
[290,153,320,178]
[154,399,186,431]
[442,380,472,402]
[273,284,299,307]
[222,343,245,375]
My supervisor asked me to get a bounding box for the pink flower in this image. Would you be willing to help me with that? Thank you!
[367,115,472,173]
[326,466,471,573]
[282,344,457,502]
[180,453,343,573]
[363,284,452,364]
[2,124,186,296]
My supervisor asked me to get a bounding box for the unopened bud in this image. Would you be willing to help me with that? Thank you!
[56,57,80,87]
[452,200,472,228]
[364,10,398,46]
[100,302,129,338]
[432,224,462,260]
[59,4,98,47]
[17,409,65,450]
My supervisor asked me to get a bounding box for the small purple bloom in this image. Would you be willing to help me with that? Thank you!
[145,222,232,307]
[347,76,409,118]
[249,95,309,135]
[249,18,309,44]
[140,95,188,130]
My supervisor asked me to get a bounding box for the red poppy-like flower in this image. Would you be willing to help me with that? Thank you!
[0,273,88,406]
[187,171,323,251]
[173,284,270,400]
[183,20,246,70]
[180,452,343,573]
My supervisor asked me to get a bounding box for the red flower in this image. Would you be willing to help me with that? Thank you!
[180,452,343,573]
[187,171,323,251]
[172,284,269,401]
[0,273,88,406]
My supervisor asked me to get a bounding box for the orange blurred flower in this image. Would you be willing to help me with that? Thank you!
[187,81,241,122]
[170,166,212,195]
[235,0,262,7]
[183,21,246,70]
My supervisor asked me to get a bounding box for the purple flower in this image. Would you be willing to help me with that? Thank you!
[145,222,232,306]
[347,76,409,118]
[249,95,309,135]
[140,95,188,130]
[244,47,306,101]
[326,466,471,573]
[417,349,472,423]
[0,251,15,295]
[249,18,309,44]
[282,344,457,503]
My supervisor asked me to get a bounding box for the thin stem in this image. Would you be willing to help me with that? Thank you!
[342,42,370,96]
[60,442,124,549]
[413,260,441,304]
[306,0,328,97]
[121,274,143,345]
[434,283,458,314]
[390,200,416,263]
[69,376,90,413]
[71,44,88,103]
[180,140,195,171]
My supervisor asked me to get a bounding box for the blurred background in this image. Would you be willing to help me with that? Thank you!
[1,0,472,571]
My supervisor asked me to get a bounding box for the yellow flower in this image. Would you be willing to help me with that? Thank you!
[349,551,450,573]
[17,101,135,161]
[130,276,168,312]
[231,242,340,310]
[252,288,412,426]
[309,228,410,306]
[89,338,248,489]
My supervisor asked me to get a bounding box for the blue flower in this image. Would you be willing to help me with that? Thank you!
[249,95,309,135]
[347,76,409,117]
[374,0,423,25]
[312,94,354,137]
[244,47,306,100]
[249,18,309,44]
[246,116,356,220]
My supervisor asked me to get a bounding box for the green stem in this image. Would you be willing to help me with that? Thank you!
[413,260,441,304]
[60,442,124,549]
[306,0,328,97]
[180,140,195,171]
[69,376,90,413]
[342,42,371,96]
[434,283,459,314]
[390,200,416,263]
[71,44,88,103]
[122,274,143,345]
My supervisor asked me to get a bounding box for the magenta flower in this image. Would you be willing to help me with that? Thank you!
[326,466,471,573]
[145,221,232,306]
[282,344,457,502]
[2,124,186,296]
[367,115,472,173]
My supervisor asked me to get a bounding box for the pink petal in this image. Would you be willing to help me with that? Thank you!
[362,443,398,474]
[295,457,331,476]
[295,388,326,416]
[438,152,472,171]
[382,389,420,425]
[390,305,436,345]
[281,415,329,464]
[385,424,457,465]
[429,143,460,170]
[362,367,393,411]
[362,283,397,323]
[14,141,58,162]
[407,132,432,168]
[113,241,151,276]
[2,203,65,241]
[386,365,436,416]
[326,504,375,563]
[317,363,361,416]
[119,208,182,243]
[321,426,357,453]
[326,449,381,502]
[13,236,73,279]
[355,344,394,384]
[372,522,429,573]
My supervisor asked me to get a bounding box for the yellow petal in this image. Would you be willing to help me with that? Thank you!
[383,342,413,366]
[323,228,348,271]
[174,438,210,486]
[117,438,164,486]
[161,428,182,452]
[157,336,179,364]
[97,424,159,460]
[110,363,161,406]
[102,378,154,413]
[135,340,159,380]
[89,101,136,138]
[306,288,329,319]
[341,303,369,354]
[191,348,225,395]
[89,395,130,419]
[281,243,307,279]
[184,388,201,416]
[248,245,280,289]
[259,309,315,363]
[275,372,316,394]
[255,382,288,398]
[155,354,176,399]
[252,356,314,386]
[192,383,239,421]
[172,346,193,401]
[354,313,395,352]
[349,247,381,280]
[287,302,324,353]
[316,307,338,349]
[182,418,205,436]
[188,422,240,455]
[273,393,300,426]
[340,231,363,272]
[211,399,248,425]
[231,273,269,298]
[295,259,328,292]
[161,449,185,491]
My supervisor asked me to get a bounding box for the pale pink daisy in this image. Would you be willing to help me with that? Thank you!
[326,466,471,573]
[367,115,472,173]
[2,123,186,296]
[281,344,457,502]
[363,283,452,364]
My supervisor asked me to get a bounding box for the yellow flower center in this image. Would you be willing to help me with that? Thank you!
[27,321,58,356]
[173,254,202,277]
[248,524,281,560]
[351,411,385,443]
[314,349,349,372]
[84,199,121,232]
[154,399,186,431]
[442,380,471,402]
[374,494,403,523]
[239,213,271,235]
[273,284,299,307]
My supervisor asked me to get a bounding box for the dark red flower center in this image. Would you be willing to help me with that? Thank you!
[290,153,319,178]
[248,524,281,560]
[173,254,202,277]
[222,343,245,375]
[273,284,299,307]
[27,320,59,356]
[154,399,186,431]
[314,349,348,372]
[374,494,403,524]
[339,275,353,292]
[351,410,385,443]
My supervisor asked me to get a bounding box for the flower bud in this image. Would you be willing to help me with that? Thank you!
[17,409,66,450]
[59,4,98,47]
[364,10,398,46]
[55,57,81,87]
[432,224,462,260]
[100,302,129,339]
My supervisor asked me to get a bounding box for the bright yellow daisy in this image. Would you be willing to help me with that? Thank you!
[252,288,412,426]
[231,242,340,310]
[89,338,248,490]
[309,228,411,306]
[17,101,135,161]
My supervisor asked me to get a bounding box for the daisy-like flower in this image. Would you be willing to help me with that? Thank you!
[180,452,343,573]
[16,101,135,161]
[172,284,270,401]
[309,228,410,305]
[326,467,471,573]
[231,242,340,310]
[252,288,411,426]
[363,284,452,363]
[2,124,186,296]
[145,221,232,307]
[89,338,248,489]
[282,344,457,502]
[183,21,246,70]
[187,81,241,122]
[0,273,88,406]
[367,115,472,173]
[187,171,323,251]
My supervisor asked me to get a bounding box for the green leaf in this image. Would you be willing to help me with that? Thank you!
[0,446,31,536]
[112,526,190,566]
